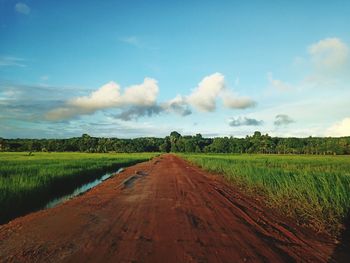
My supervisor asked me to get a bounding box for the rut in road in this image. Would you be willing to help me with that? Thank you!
[0,154,337,262]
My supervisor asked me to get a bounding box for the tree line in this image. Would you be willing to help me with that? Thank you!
[1,131,350,155]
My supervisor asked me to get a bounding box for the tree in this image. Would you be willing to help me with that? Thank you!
[159,138,171,152]
[169,131,182,152]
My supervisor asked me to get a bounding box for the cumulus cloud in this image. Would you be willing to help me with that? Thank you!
[187,72,255,111]
[308,38,349,72]
[163,95,192,116]
[46,73,254,121]
[326,117,350,137]
[229,117,263,127]
[46,78,159,120]
[121,78,158,106]
[68,81,122,110]
[274,114,295,126]
[187,73,225,112]
[302,38,350,89]
[15,3,30,14]
[221,92,256,109]
[268,38,350,93]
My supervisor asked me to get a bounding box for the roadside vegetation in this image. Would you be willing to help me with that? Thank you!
[0,152,156,224]
[181,153,350,235]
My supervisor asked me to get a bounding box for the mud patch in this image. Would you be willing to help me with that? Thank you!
[122,171,148,188]
[186,211,205,230]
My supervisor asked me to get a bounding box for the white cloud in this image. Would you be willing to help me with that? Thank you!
[221,91,256,109]
[301,38,350,89]
[187,72,255,112]
[326,118,350,137]
[45,107,89,121]
[187,73,225,112]
[46,78,159,120]
[308,38,349,72]
[46,73,254,121]
[68,81,122,110]
[15,3,30,14]
[0,56,25,67]
[121,78,158,106]
[163,95,192,116]
[267,38,350,94]
[119,36,141,48]
[267,72,293,91]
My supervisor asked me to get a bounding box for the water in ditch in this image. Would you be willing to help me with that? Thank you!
[44,167,124,209]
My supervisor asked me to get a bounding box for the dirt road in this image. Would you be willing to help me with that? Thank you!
[0,154,339,262]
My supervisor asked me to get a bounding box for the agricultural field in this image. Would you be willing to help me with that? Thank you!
[0,152,157,223]
[181,153,350,235]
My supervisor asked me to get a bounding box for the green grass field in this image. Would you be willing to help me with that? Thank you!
[181,153,350,235]
[0,152,157,223]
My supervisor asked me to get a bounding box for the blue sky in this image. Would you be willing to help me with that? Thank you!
[1,0,350,138]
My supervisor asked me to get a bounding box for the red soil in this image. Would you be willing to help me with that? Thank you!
[0,154,342,262]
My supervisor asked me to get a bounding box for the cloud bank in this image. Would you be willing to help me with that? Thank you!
[46,73,255,121]
[46,78,159,120]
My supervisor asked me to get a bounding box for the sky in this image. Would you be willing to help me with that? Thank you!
[1,0,350,138]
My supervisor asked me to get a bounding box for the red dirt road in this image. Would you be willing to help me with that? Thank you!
[0,155,339,262]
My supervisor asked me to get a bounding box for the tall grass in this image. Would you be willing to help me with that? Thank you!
[0,152,156,223]
[181,154,350,234]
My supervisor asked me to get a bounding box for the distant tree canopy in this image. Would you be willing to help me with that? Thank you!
[1,131,350,155]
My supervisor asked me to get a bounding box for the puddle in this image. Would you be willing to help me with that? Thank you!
[122,170,148,188]
[44,168,124,209]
